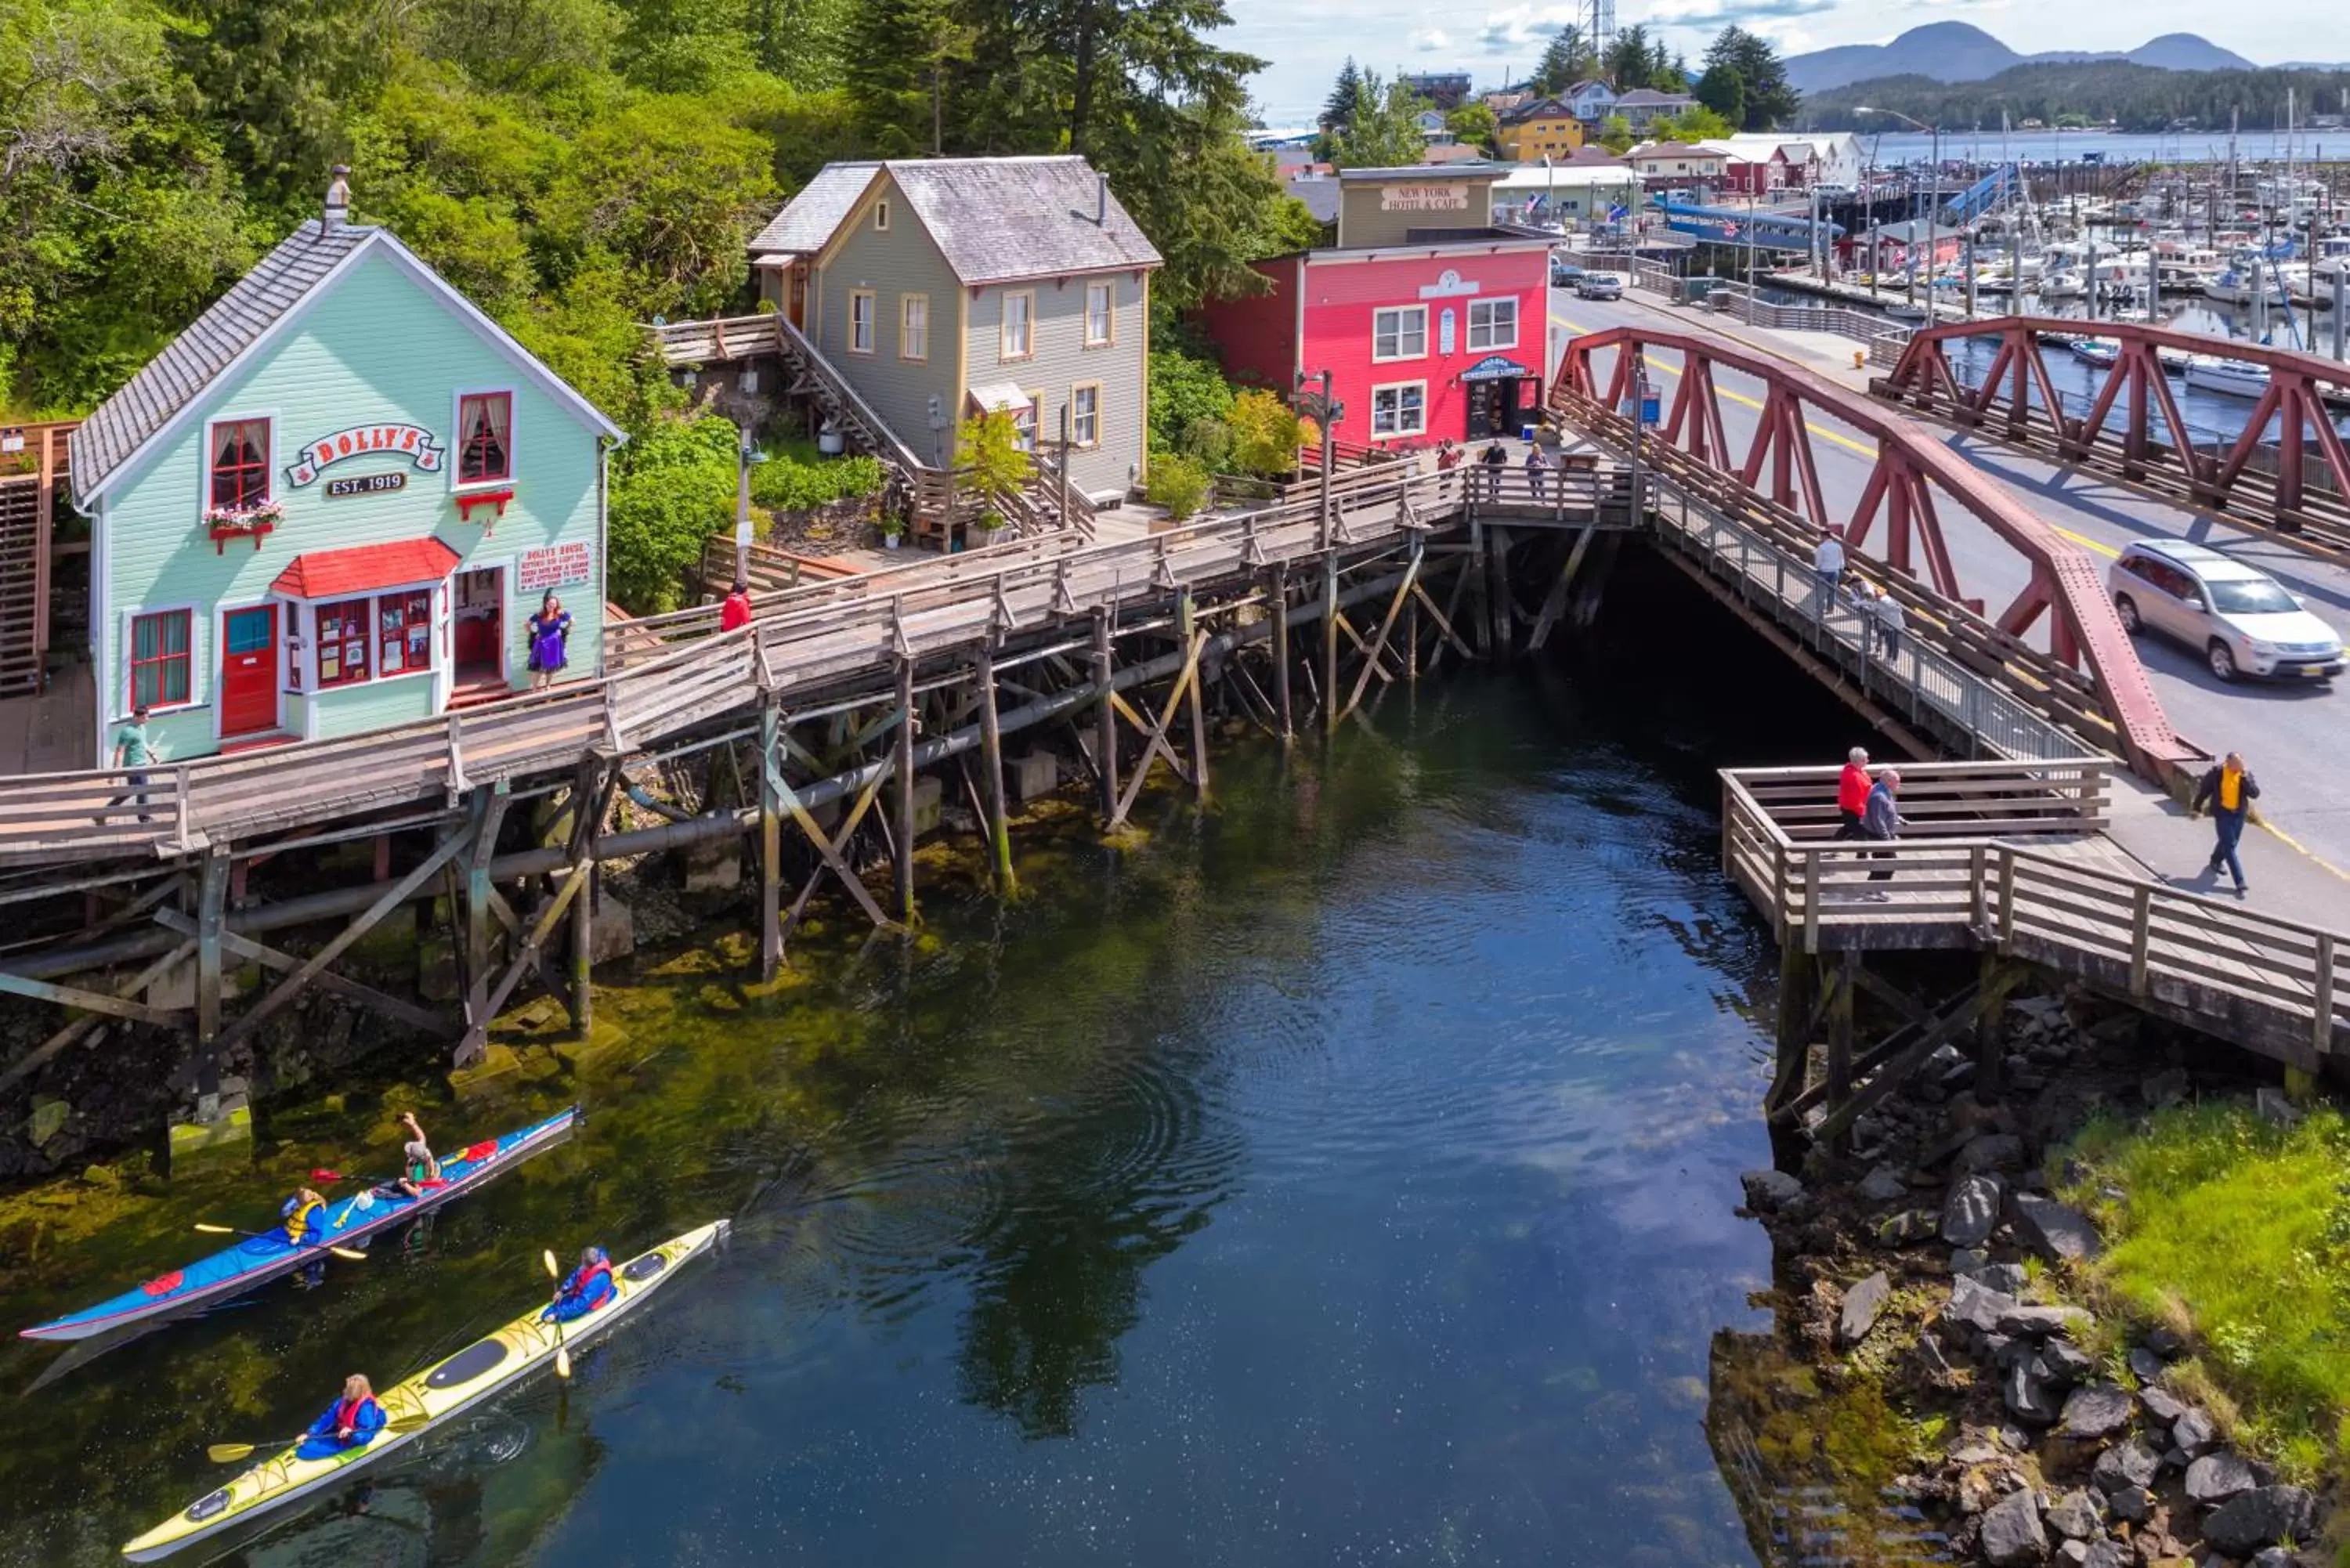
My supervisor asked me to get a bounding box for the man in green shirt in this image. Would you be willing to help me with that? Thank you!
[101,706,157,824]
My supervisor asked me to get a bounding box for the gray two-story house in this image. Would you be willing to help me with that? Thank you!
[748,157,1159,504]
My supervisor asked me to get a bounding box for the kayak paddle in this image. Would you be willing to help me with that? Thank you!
[192,1223,368,1264]
[208,1414,426,1464]
[541,1250,571,1378]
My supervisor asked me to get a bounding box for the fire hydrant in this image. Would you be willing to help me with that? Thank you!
[1853,349,1866,370]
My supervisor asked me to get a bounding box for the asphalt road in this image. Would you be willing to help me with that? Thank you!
[1546,284,2350,883]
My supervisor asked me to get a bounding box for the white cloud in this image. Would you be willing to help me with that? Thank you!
[1411,27,1454,51]
[1473,3,1582,55]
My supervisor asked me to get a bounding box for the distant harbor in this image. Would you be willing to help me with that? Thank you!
[1856,128,2348,166]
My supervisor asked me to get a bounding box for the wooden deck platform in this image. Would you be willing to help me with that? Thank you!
[1723,761,2348,1069]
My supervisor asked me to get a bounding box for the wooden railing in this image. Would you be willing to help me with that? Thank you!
[0,466,1472,864]
[1722,763,2348,1064]
[647,313,785,366]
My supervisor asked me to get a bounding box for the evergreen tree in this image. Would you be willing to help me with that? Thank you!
[1701,25,1798,128]
[1329,70,1426,170]
[1531,27,1589,96]
[1602,26,1655,92]
[1695,62,1744,128]
[1321,56,1361,135]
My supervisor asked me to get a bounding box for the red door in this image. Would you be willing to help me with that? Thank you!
[220,605,277,737]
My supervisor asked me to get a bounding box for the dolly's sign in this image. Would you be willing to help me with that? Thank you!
[284,424,446,488]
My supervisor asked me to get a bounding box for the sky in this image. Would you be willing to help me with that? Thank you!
[1219,1,2322,125]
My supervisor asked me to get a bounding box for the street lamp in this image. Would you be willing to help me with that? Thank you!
[734,421,770,584]
[1857,106,1942,315]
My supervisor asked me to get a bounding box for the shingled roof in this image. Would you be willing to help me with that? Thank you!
[750,157,1161,287]
[72,213,623,508]
[73,220,371,506]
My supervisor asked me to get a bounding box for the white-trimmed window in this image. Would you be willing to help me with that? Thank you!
[1468,298,1518,352]
[1071,384,1101,448]
[1084,282,1114,346]
[848,290,877,354]
[1371,381,1426,438]
[899,294,928,362]
[1001,291,1035,360]
[1372,305,1426,361]
[874,198,891,231]
[1013,393,1040,454]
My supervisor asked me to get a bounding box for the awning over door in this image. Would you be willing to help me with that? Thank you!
[270,537,462,599]
[967,381,1032,414]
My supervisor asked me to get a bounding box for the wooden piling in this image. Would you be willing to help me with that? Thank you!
[1973,948,2005,1097]
[194,847,229,1098]
[1270,567,1294,740]
[1766,943,1813,1112]
[759,698,782,978]
[893,656,916,922]
[1320,553,1339,736]
[1178,592,1209,799]
[1092,609,1119,826]
[1486,524,1513,658]
[1827,948,1857,1121]
[976,642,1016,892]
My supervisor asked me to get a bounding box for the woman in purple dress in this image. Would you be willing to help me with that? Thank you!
[526,592,572,689]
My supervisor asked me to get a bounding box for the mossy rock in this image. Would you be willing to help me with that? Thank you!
[553,1017,632,1075]
[168,1104,255,1178]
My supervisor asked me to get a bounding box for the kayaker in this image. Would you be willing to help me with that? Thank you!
[389,1111,441,1199]
[295,1374,387,1461]
[544,1245,616,1323]
[279,1187,329,1248]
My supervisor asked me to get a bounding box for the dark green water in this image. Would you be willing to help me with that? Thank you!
[0,583,1857,1566]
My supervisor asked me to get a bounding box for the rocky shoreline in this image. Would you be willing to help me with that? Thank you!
[1738,987,2327,1568]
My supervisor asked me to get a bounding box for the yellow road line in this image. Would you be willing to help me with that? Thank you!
[2258,818,2350,883]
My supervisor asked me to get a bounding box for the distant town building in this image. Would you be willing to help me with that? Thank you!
[1839,219,1965,273]
[749,157,1159,502]
[1627,141,1726,186]
[1488,158,1643,226]
[1498,98,1588,163]
[1564,80,1618,125]
[1401,71,1473,110]
[1611,89,1698,130]
[1415,109,1454,143]
[1419,143,1490,167]
[1200,163,1551,451]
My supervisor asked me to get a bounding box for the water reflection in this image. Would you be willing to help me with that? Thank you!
[0,580,1862,1565]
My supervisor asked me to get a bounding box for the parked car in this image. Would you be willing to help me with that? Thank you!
[2108,538,2346,682]
[1575,271,1625,301]
[1549,257,1585,287]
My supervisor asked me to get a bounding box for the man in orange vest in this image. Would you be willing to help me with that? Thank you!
[2191,751,2259,897]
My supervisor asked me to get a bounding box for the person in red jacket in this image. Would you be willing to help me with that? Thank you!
[1835,746,1871,840]
[718,580,753,632]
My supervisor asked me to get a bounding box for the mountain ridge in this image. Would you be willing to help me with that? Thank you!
[1784,25,2265,94]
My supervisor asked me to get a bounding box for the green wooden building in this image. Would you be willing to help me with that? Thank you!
[68,172,624,767]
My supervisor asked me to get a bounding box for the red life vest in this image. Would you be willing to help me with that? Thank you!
[332,1396,374,1433]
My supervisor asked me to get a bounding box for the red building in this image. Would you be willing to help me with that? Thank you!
[1201,165,1553,450]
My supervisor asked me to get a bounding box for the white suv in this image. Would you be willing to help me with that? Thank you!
[1575,272,1625,300]
[2109,539,2345,683]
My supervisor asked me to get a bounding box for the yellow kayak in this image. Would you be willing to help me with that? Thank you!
[123,1219,727,1562]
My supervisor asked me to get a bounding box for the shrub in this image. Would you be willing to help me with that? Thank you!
[607,414,739,612]
[1177,416,1231,472]
[1144,453,1210,521]
[1227,387,1305,478]
[751,452,884,513]
[1149,341,1235,453]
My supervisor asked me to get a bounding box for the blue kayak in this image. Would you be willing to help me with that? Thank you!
[20,1106,578,1342]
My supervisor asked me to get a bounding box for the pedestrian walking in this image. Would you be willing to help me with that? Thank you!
[1860,768,1903,898]
[1812,529,1845,620]
[99,706,157,825]
[1835,746,1871,839]
[719,579,753,632]
[1435,439,1461,471]
[2189,751,2259,896]
[1479,440,1508,500]
[1523,444,1549,503]
[1872,586,1906,663]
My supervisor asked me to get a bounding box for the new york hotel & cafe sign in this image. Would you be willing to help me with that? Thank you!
[1378,182,1470,212]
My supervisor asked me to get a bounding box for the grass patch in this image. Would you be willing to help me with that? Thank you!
[2058,1101,2350,1480]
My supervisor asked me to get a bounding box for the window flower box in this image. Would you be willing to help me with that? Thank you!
[454,486,515,527]
[204,500,282,552]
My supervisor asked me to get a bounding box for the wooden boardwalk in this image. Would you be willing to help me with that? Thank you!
[1722,761,2348,1072]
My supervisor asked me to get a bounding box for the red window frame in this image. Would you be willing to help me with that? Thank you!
[457,392,512,484]
[377,589,434,677]
[209,419,270,511]
[315,596,374,688]
[128,609,193,710]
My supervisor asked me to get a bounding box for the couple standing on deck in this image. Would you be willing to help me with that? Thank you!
[1836,746,1903,901]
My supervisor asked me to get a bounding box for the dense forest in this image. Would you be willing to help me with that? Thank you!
[0,0,1316,425]
[1802,62,2350,135]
